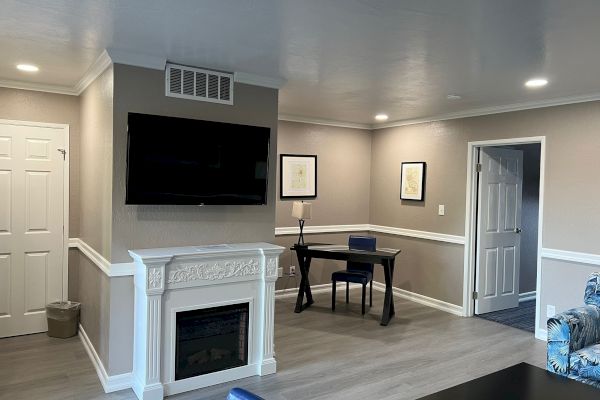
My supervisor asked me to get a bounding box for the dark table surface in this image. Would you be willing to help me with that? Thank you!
[417,363,599,400]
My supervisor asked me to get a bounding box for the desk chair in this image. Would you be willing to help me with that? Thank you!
[331,235,376,315]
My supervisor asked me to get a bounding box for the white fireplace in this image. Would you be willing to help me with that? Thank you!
[128,243,284,400]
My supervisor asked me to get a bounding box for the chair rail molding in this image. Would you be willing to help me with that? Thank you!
[274,224,465,245]
[68,238,136,277]
[541,248,600,266]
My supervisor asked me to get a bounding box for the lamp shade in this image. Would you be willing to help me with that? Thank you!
[291,201,312,220]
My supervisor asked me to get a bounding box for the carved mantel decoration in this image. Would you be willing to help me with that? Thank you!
[129,243,284,400]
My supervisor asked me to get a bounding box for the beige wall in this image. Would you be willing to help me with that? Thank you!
[0,87,80,236]
[110,64,279,263]
[276,121,371,227]
[79,66,114,259]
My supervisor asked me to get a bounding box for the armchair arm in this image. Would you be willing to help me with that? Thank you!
[547,305,600,376]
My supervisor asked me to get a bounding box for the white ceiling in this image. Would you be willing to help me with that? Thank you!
[3,0,600,126]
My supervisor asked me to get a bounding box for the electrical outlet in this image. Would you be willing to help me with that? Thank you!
[438,205,445,216]
[278,267,283,278]
[289,265,296,275]
[547,304,556,318]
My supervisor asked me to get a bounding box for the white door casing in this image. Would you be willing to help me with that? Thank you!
[475,147,523,314]
[0,120,68,338]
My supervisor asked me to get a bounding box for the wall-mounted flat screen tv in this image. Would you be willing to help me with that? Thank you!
[126,113,270,205]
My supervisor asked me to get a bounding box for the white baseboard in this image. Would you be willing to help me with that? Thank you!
[536,328,548,341]
[519,291,536,302]
[78,324,132,393]
[276,281,464,317]
[371,281,465,316]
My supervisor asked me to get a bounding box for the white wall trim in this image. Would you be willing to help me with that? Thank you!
[371,281,464,316]
[373,93,600,130]
[234,72,286,89]
[541,248,600,266]
[463,136,547,342]
[69,238,136,277]
[0,79,78,96]
[369,224,465,245]
[536,328,548,342]
[275,224,371,236]
[106,48,166,71]
[519,291,537,303]
[275,223,465,245]
[278,114,372,130]
[78,323,133,393]
[275,281,464,316]
[73,50,112,95]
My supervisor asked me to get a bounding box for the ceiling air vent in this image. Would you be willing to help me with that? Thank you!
[165,63,234,105]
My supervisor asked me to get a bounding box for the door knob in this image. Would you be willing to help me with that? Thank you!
[515,228,522,233]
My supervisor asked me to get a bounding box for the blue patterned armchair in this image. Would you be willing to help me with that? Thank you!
[547,272,600,388]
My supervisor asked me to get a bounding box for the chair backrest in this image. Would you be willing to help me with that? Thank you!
[584,272,600,307]
[347,235,376,273]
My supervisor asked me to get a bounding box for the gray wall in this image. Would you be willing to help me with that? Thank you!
[0,87,80,237]
[274,121,372,289]
[111,64,279,263]
[79,67,114,259]
[77,66,114,370]
[370,101,600,329]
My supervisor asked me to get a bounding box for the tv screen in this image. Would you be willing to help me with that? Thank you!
[126,113,270,205]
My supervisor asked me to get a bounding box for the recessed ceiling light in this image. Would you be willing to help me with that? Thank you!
[525,78,548,88]
[446,94,462,100]
[16,64,39,72]
[375,113,388,121]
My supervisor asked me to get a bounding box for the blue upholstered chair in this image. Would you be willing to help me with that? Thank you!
[331,235,376,315]
[227,387,265,400]
[547,272,600,388]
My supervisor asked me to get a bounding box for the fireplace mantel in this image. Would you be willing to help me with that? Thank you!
[129,243,284,400]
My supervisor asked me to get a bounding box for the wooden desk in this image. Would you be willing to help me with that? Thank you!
[291,244,401,326]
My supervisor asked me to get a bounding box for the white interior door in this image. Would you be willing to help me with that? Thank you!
[475,147,523,314]
[0,121,66,338]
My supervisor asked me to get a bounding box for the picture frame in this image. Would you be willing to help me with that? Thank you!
[280,154,317,199]
[400,162,426,201]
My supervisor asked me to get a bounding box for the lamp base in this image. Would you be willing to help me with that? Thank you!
[297,219,305,245]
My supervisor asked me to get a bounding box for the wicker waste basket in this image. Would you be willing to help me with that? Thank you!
[46,301,80,338]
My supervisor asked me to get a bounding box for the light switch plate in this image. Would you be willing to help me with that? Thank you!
[547,305,556,318]
[438,205,445,216]
[278,267,283,278]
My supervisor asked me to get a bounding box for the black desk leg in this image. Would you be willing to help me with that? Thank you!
[294,253,314,313]
[381,259,396,326]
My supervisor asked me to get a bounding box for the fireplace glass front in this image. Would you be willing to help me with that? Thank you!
[175,303,249,380]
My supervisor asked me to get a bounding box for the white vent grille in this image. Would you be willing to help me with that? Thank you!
[165,63,234,105]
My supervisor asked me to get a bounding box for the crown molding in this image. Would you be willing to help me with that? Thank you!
[73,49,112,95]
[0,79,77,96]
[373,92,600,130]
[106,48,166,71]
[278,114,372,130]
[234,72,286,89]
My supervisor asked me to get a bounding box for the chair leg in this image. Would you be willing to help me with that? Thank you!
[346,282,349,303]
[332,280,336,311]
[362,283,366,315]
[370,280,373,307]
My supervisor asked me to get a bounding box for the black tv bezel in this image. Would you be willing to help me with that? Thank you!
[125,112,271,206]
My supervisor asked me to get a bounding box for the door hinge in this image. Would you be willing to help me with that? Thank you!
[473,291,478,300]
[57,148,66,160]
[475,163,482,173]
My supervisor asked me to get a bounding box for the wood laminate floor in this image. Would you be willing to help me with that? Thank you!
[0,289,546,400]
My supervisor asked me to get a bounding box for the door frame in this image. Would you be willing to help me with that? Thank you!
[462,136,546,340]
[0,119,70,300]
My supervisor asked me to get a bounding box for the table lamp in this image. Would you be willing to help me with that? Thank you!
[292,201,312,245]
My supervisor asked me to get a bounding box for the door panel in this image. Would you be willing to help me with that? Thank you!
[475,147,523,314]
[0,122,65,338]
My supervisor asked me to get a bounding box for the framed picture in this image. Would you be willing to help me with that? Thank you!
[280,154,317,199]
[400,162,426,201]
